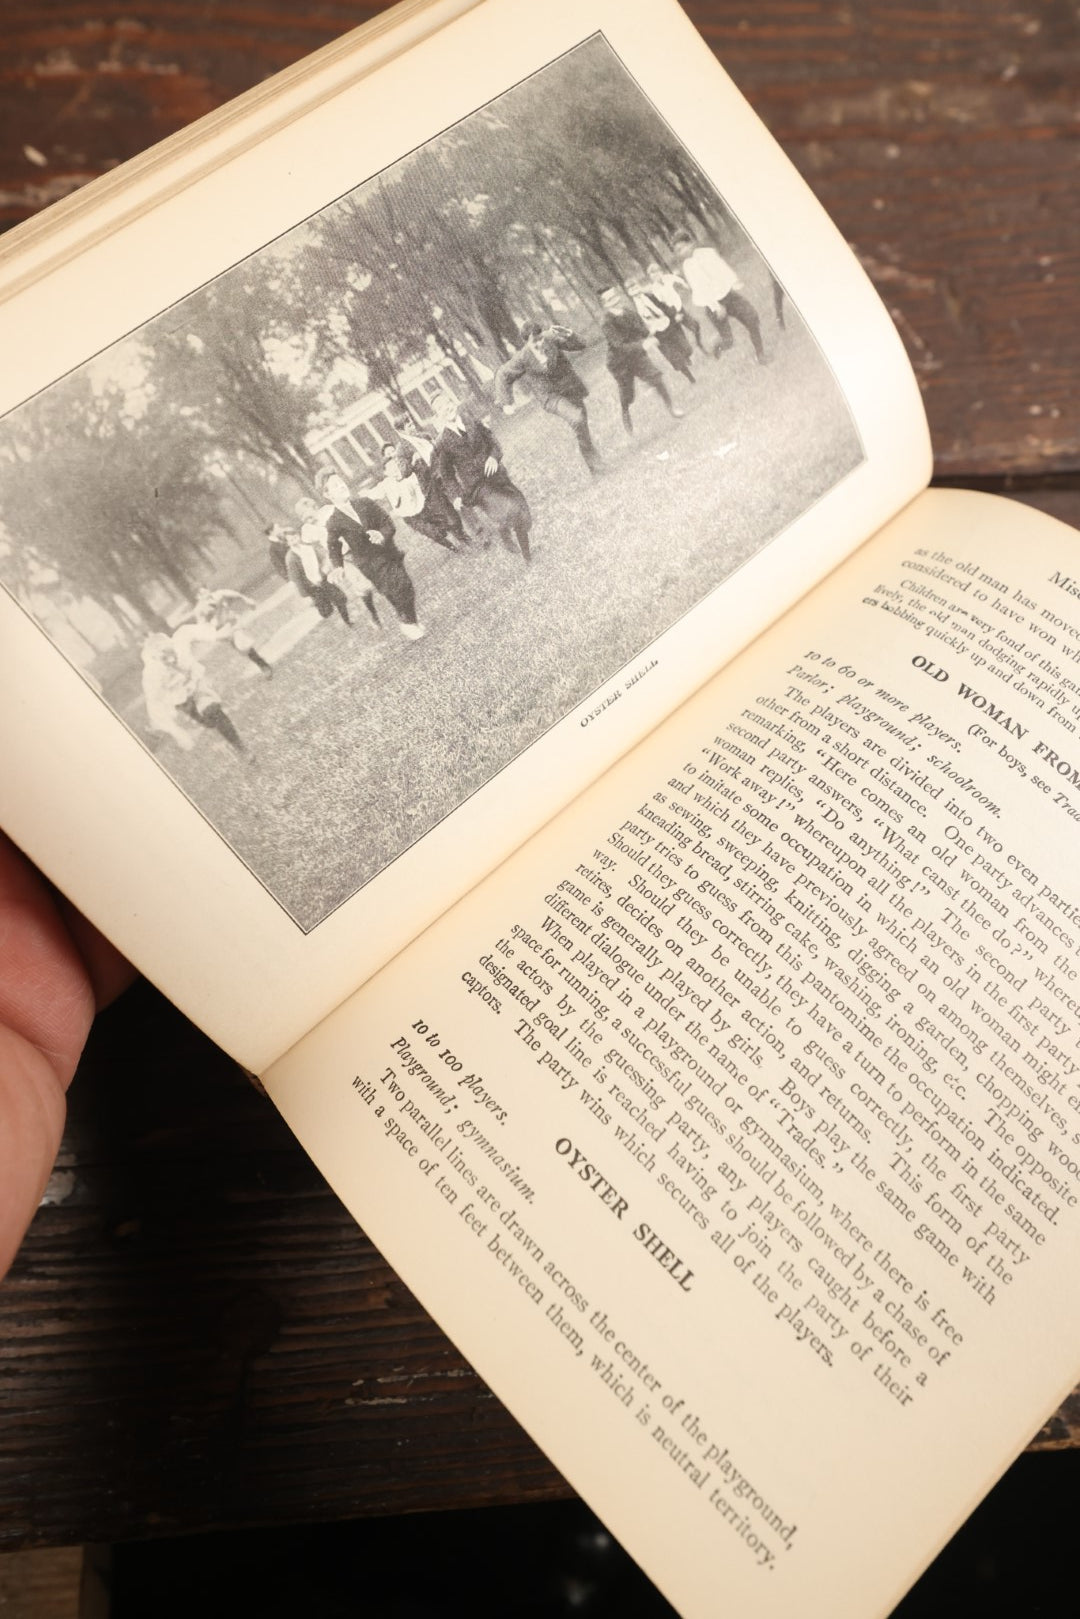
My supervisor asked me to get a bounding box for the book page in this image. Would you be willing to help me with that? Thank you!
[0,0,929,1071]
[264,490,1080,1619]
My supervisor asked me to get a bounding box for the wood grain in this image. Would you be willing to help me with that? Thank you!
[0,0,1077,1550]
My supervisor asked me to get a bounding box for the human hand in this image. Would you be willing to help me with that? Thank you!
[483,456,498,477]
[0,832,134,1283]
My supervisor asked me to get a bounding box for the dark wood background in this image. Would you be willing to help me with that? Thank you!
[0,0,1077,1551]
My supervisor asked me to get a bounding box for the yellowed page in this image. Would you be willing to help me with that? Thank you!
[265,490,1080,1619]
[0,0,928,1072]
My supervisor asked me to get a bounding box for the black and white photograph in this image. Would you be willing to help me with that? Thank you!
[0,36,863,931]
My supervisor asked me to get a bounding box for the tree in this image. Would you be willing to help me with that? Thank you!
[0,365,221,636]
[144,247,324,491]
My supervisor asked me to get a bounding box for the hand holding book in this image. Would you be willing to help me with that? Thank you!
[0,0,1075,1611]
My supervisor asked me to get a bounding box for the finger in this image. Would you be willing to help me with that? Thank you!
[0,1025,66,1280]
[54,898,136,1010]
[0,833,101,1282]
[0,832,95,1083]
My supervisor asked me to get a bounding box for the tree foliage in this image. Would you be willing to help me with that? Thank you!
[0,38,739,656]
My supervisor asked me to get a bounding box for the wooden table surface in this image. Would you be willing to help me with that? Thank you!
[1,0,1078,1551]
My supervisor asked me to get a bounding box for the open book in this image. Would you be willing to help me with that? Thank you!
[1,0,1078,1611]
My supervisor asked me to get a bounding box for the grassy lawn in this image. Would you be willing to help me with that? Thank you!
[124,290,863,930]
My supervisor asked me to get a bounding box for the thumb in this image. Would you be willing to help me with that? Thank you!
[0,833,122,1280]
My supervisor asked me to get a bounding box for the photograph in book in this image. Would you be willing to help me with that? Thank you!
[0,35,864,932]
